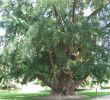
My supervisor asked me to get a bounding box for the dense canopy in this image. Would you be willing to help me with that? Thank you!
[0,0,110,95]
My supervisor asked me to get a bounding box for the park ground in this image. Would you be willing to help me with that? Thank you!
[0,84,110,100]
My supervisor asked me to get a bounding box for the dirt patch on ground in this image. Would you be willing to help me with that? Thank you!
[36,95,88,100]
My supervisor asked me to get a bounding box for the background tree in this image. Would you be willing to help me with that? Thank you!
[0,0,110,95]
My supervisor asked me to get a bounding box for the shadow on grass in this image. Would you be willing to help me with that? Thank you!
[0,90,49,100]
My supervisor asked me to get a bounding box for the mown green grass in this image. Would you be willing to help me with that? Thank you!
[0,90,49,100]
[0,89,110,100]
[77,89,110,100]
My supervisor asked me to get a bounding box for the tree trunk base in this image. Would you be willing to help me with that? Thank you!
[50,88,76,96]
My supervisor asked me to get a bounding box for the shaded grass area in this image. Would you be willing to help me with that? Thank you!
[0,89,110,100]
[0,90,49,100]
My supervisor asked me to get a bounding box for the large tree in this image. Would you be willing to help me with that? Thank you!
[0,0,110,95]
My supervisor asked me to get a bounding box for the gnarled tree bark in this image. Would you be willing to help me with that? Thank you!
[50,69,89,96]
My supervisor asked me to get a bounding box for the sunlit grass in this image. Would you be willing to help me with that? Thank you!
[79,89,110,97]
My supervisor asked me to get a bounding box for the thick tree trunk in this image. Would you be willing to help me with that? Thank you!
[50,69,76,96]
[50,69,88,96]
[51,83,76,96]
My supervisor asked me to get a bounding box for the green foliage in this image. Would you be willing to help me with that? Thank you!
[0,0,110,86]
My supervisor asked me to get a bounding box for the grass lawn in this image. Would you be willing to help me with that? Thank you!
[0,89,110,100]
[78,89,110,100]
[0,90,49,100]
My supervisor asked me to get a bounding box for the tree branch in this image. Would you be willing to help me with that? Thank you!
[87,3,110,20]
[48,49,57,86]
[72,58,90,79]
[72,0,77,23]
[72,74,89,89]
[53,4,58,18]
[53,5,65,32]
[87,6,103,20]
